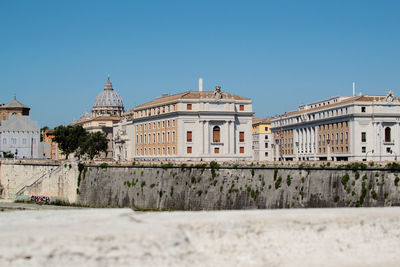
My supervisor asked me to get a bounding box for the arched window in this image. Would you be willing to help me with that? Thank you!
[213,126,220,143]
[385,127,391,142]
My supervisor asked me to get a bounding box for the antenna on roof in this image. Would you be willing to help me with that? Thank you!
[353,81,356,97]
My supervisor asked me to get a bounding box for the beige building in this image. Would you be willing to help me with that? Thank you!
[73,76,124,159]
[116,81,253,161]
[271,91,400,161]
[252,117,273,161]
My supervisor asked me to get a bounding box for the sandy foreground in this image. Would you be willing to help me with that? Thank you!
[0,207,400,267]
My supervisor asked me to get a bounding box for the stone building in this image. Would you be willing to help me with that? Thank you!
[252,117,273,161]
[270,91,400,161]
[73,76,124,159]
[117,80,253,161]
[0,96,30,126]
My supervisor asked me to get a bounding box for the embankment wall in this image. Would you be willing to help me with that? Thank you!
[77,164,400,209]
[2,159,400,209]
[0,159,79,202]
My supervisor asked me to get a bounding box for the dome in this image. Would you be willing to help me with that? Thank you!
[93,76,124,108]
[92,76,125,118]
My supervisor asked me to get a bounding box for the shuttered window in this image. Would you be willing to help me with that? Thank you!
[213,126,220,143]
[239,132,244,142]
[187,131,192,142]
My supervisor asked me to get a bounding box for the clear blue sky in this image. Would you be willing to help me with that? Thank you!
[1,0,399,128]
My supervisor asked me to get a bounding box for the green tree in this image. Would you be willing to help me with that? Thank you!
[78,131,108,160]
[53,125,88,159]
[3,151,14,158]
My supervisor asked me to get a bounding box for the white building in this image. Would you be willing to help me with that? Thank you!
[270,91,400,161]
[116,81,253,161]
[0,115,40,158]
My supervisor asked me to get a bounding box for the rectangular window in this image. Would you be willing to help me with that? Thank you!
[2,138,6,144]
[361,132,366,142]
[162,121,165,128]
[265,152,268,156]
[265,143,268,148]
[265,135,268,140]
[214,147,220,154]
[187,131,192,142]
[361,106,366,112]
[362,146,366,153]
[239,105,244,111]
[239,132,244,142]
[187,147,192,154]
[240,147,244,153]
[187,104,192,110]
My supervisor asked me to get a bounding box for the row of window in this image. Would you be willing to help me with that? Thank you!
[319,132,349,146]
[187,128,245,143]
[135,104,177,118]
[2,137,36,145]
[136,119,176,131]
[319,146,349,153]
[186,146,245,154]
[272,107,349,127]
[136,131,176,145]
[136,146,176,156]
[318,121,348,131]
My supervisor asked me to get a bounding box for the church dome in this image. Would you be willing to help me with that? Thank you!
[92,76,125,117]
[93,76,124,108]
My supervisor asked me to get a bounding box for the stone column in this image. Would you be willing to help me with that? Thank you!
[206,121,210,154]
[227,121,231,154]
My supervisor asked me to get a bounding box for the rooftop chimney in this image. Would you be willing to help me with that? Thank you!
[199,77,203,92]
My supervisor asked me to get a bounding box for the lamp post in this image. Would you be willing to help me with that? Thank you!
[365,149,374,161]
[390,149,397,161]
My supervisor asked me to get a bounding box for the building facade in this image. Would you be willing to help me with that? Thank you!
[117,84,253,161]
[73,76,124,159]
[0,115,40,158]
[252,118,273,161]
[270,92,400,161]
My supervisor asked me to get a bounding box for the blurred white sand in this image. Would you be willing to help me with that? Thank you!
[1,207,400,267]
